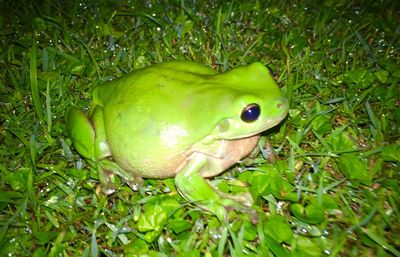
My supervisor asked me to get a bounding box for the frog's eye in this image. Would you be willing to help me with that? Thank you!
[241,103,260,123]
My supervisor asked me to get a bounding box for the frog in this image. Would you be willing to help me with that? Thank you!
[65,61,288,221]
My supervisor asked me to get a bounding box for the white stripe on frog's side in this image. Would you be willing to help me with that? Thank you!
[160,125,188,147]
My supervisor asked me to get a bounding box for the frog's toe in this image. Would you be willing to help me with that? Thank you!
[234,192,254,207]
[218,191,254,207]
[204,203,228,222]
[126,177,144,191]
[95,161,120,195]
[209,200,250,222]
[103,186,116,195]
[98,171,117,195]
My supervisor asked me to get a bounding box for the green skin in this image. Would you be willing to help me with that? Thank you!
[65,61,288,221]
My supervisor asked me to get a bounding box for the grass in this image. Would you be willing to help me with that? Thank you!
[1,0,399,256]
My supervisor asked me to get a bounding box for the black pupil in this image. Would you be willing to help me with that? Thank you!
[241,103,260,123]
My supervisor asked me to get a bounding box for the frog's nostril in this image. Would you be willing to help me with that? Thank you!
[276,98,288,110]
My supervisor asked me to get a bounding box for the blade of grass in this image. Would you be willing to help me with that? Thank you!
[347,200,378,233]
[229,227,243,256]
[30,40,44,121]
[0,196,28,243]
[90,220,104,257]
[46,80,52,132]
[28,133,39,226]
[48,231,66,257]
[365,99,379,131]
[241,40,258,64]
[218,226,228,257]
[362,228,400,257]
[78,39,101,79]
[42,47,48,72]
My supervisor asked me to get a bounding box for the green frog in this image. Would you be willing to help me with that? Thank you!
[65,61,288,220]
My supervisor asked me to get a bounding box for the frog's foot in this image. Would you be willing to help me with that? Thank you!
[96,161,118,195]
[217,190,253,207]
[124,176,144,192]
[96,159,142,194]
[241,142,261,166]
[175,155,254,222]
[194,194,253,222]
[242,137,278,165]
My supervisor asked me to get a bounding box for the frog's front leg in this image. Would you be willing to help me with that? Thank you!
[175,153,253,221]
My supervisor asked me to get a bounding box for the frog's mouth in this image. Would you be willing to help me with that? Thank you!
[210,116,286,141]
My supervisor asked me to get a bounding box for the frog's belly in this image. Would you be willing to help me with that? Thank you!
[112,147,189,179]
[109,135,259,180]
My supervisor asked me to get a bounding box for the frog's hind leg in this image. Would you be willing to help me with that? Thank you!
[66,106,143,195]
[65,106,97,160]
[65,106,111,160]
[66,106,118,194]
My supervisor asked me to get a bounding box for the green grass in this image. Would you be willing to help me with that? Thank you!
[1,0,399,256]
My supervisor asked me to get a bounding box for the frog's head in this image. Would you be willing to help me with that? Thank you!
[209,62,289,140]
